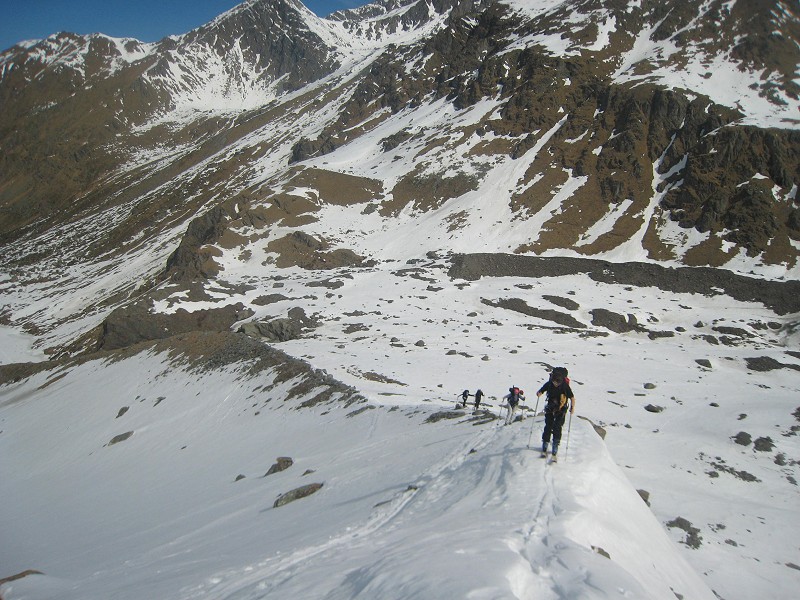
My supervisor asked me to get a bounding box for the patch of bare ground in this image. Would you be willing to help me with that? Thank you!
[0,361,59,387]
[287,167,384,206]
[467,136,516,157]
[361,371,407,386]
[97,300,254,351]
[527,192,599,254]
[681,232,740,267]
[445,210,469,233]
[510,166,568,217]
[641,214,677,262]
[762,233,800,271]
[384,167,480,217]
[413,136,450,160]
[216,228,251,251]
[482,298,586,329]
[264,193,320,228]
[266,231,365,270]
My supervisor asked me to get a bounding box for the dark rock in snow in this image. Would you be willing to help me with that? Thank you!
[240,307,317,342]
[265,457,294,476]
[107,431,134,446]
[448,255,800,315]
[645,404,664,413]
[273,483,323,508]
[99,301,253,351]
[482,298,586,329]
[745,356,800,372]
[578,415,606,439]
[0,570,44,585]
[542,295,580,311]
[733,431,752,446]
[425,410,465,423]
[667,517,703,549]
[592,545,611,559]
[753,437,775,452]
[590,309,642,333]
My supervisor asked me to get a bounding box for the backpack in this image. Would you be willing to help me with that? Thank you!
[509,386,521,406]
[551,366,569,383]
[547,370,570,412]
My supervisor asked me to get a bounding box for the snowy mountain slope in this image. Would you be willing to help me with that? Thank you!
[1,0,799,277]
[1,332,717,600]
[1,1,800,599]
[3,249,799,599]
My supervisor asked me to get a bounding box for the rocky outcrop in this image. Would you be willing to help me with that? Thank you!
[290,1,800,264]
[266,231,366,269]
[449,254,800,315]
[97,301,253,351]
[590,309,644,334]
[164,205,235,282]
[661,127,800,254]
[239,307,318,342]
[273,483,323,508]
[265,457,294,476]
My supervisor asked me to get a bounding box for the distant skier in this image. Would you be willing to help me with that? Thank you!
[474,389,485,411]
[537,369,575,459]
[460,389,471,409]
[504,386,524,425]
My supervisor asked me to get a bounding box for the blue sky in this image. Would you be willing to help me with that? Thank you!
[0,0,367,52]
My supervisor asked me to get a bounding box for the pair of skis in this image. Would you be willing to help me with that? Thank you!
[540,449,558,463]
[526,394,572,463]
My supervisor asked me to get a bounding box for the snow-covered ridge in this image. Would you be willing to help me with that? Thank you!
[0,32,156,81]
[0,336,719,600]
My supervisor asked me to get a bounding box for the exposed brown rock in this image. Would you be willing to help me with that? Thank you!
[273,483,323,508]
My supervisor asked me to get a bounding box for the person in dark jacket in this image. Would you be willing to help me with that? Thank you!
[474,389,484,411]
[504,386,525,425]
[537,372,575,458]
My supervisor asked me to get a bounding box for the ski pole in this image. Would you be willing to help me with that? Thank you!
[564,410,573,461]
[526,394,541,448]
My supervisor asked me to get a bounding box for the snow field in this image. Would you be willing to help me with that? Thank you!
[1,340,716,599]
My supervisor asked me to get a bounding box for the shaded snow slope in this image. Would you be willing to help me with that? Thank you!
[0,338,714,600]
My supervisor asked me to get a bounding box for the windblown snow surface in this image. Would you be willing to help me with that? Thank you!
[2,251,799,599]
[0,331,715,600]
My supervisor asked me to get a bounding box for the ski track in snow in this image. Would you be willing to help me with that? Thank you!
[173,416,702,600]
[185,424,499,600]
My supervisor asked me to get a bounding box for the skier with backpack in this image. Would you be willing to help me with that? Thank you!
[503,386,525,425]
[474,389,485,411]
[536,367,575,461]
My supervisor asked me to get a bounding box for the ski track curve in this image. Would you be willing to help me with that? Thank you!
[181,415,598,600]
[182,417,501,599]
